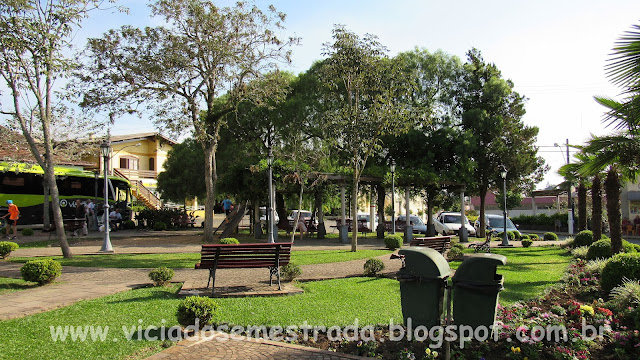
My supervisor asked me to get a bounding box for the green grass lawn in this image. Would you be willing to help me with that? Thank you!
[0,277,37,295]
[10,249,393,268]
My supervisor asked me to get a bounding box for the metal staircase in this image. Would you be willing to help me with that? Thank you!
[113,169,162,210]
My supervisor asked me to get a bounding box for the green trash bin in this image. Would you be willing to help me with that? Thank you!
[397,247,451,329]
[452,253,507,330]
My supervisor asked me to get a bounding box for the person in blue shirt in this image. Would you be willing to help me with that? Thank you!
[222,198,233,216]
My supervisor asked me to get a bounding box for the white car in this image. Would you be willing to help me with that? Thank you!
[434,212,476,236]
[259,206,279,227]
[357,213,378,232]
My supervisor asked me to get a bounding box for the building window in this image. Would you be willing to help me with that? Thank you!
[119,157,139,170]
[149,158,155,171]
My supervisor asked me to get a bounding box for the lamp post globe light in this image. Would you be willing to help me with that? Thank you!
[267,146,275,243]
[500,166,510,247]
[100,141,114,253]
[390,159,396,235]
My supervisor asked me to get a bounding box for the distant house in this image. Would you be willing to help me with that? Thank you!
[470,191,565,217]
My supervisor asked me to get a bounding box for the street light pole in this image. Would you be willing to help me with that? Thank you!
[555,139,574,234]
[267,145,275,243]
[500,166,510,247]
[391,159,396,235]
[100,141,114,253]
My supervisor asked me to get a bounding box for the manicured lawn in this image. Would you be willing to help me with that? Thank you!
[0,279,402,360]
[0,277,37,295]
[10,249,393,268]
[451,246,571,305]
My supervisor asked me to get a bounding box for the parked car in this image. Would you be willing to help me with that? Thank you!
[357,213,378,232]
[288,210,317,225]
[259,206,279,228]
[396,215,427,234]
[434,212,476,236]
[473,213,520,237]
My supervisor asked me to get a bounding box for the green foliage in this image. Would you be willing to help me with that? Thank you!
[496,231,517,240]
[520,234,529,240]
[384,234,403,250]
[573,230,595,247]
[218,238,240,245]
[586,239,636,260]
[521,239,533,248]
[157,139,206,203]
[543,232,558,241]
[135,208,195,229]
[571,246,589,259]
[280,263,302,282]
[20,228,34,236]
[363,258,385,276]
[176,296,218,328]
[447,246,464,261]
[153,221,167,231]
[601,253,640,294]
[0,241,19,258]
[122,220,135,230]
[148,267,174,286]
[20,259,62,285]
[607,278,640,313]
[528,233,540,241]
[511,213,569,227]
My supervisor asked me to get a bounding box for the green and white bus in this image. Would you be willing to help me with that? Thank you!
[0,162,132,226]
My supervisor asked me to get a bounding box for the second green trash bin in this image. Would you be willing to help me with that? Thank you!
[397,247,451,329]
[452,253,507,330]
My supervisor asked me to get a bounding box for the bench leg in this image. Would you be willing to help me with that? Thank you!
[269,266,281,290]
[208,268,217,296]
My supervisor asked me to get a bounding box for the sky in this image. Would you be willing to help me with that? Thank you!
[13,0,640,189]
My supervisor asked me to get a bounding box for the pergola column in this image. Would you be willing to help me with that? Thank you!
[339,184,348,243]
[404,186,413,243]
[459,189,468,242]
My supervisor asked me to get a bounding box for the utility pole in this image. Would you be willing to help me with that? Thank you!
[566,139,574,235]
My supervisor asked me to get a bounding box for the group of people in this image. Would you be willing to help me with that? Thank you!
[622,215,640,235]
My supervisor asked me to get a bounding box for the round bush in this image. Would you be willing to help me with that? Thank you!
[149,267,174,286]
[176,296,218,328]
[529,234,540,241]
[543,232,558,241]
[447,246,464,261]
[21,228,34,236]
[123,220,136,230]
[280,263,302,281]
[521,239,533,248]
[20,259,62,285]
[586,239,637,260]
[219,237,240,245]
[601,253,640,294]
[496,231,516,241]
[363,258,385,276]
[520,234,529,240]
[153,221,167,231]
[0,241,19,259]
[573,230,594,248]
[384,234,403,250]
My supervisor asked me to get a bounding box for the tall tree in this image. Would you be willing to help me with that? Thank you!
[0,0,117,258]
[459,49,546,237]
[157,138,206,204]
[318,25,412,251]
[77,0,298,242]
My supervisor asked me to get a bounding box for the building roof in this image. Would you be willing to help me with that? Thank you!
[110,132,177,146]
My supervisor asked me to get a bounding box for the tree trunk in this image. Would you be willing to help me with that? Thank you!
[351,176,359,252]
[578,180,587,231]
[292,182,305,243]
[605,168,622,254]
[479,186,488,238]
[377,183,385,239]
[44,162,72,258]
[202,144,217,243]
[592,174,602,243]
[426,188,436,237]
[43,178,51,231]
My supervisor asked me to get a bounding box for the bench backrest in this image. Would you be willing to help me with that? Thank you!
[198,242,292,269]
[410,236,452,253]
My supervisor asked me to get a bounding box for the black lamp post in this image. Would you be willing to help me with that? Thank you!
[267,146,275,243]
[100,141,114,253]
[500,166,510,246]
[391,159,396,235]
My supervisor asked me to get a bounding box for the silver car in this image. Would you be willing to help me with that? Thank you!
[473,214,520,237]
[396,215,427,234]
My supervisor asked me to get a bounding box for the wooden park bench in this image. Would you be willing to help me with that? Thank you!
[194,242,293,296]
[410,236,453,254]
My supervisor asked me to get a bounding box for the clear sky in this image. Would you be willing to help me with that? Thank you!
[30,1,640,188]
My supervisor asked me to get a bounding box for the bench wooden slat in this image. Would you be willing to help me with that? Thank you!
[410,236,453,254]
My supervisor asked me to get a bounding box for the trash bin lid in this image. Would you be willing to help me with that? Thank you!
[452,253,507,284]
[398,247,450,279]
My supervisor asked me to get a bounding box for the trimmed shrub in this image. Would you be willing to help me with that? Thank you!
[586,239,637,260]
[521,239,533,248]
[573,230,594,248]
[571,246,589,259]
[384,234,403,250]
[153,221,167,231]
[0,241,19,259]
[607,278,640,313]
[20,259,62,285]
[601,253,640,294]
[520,234,529,240]
[149,267,174,286]
[219,237,240,245]
[529,234,540,241]
[543,232,558,241]
[21,228,34,236]
[363,258,385,276]
[123,220,136,230]
[496,231,516,241]
[176,296,218,328]
[281,263,302,281]
[447,246,464,261]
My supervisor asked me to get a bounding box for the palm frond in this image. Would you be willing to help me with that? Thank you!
[605,23,640,93]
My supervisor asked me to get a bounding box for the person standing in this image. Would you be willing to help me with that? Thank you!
[2,200,19,240]
[222,198,233,216]
[74,200,88,236]
[86,199,97,231]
